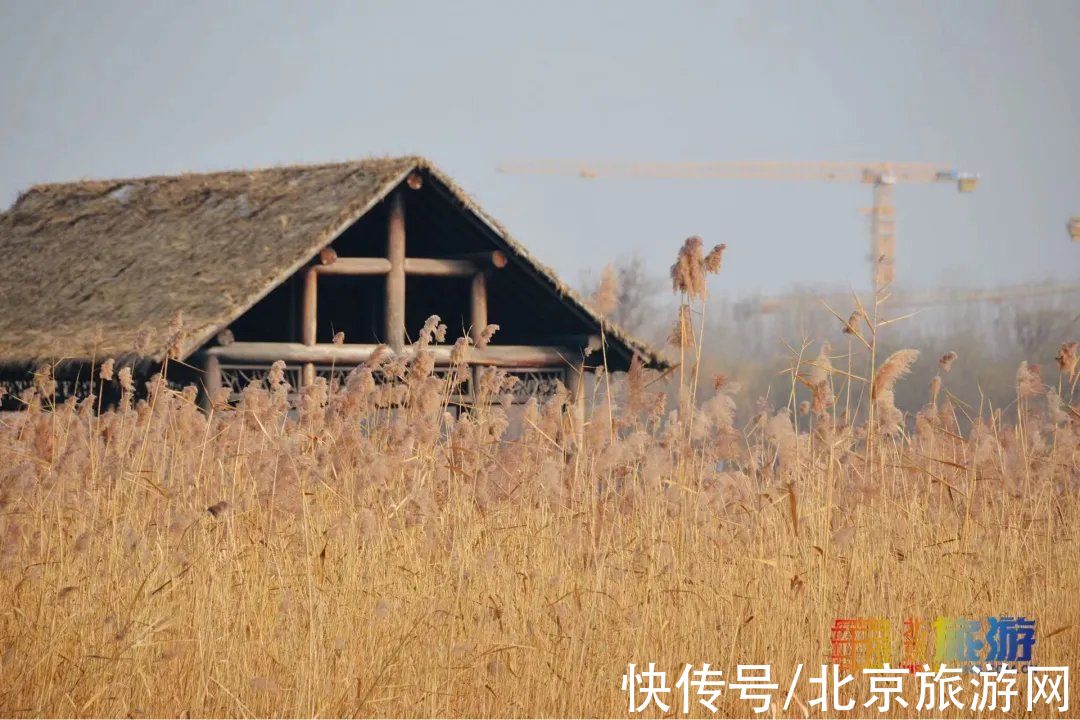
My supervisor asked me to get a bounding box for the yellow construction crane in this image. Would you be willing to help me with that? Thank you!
[498,160,979,294]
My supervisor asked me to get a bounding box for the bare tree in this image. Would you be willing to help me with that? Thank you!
[999,305,1071,357]
[579,255,664,335]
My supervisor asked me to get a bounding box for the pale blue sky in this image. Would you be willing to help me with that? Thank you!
[1,1,1077,293]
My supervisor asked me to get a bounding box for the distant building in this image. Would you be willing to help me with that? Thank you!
[0,157,665,410]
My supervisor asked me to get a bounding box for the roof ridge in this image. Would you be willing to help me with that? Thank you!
[19,154,428,197]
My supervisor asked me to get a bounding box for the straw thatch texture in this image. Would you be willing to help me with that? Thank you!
[0,156,666,370]
[0,157,415,366]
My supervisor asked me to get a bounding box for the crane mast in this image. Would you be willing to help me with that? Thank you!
[498,160,978,294]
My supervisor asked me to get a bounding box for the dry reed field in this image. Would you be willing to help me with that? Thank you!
[0,240,1077,718]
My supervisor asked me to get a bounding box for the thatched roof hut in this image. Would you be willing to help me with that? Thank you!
[0,156,666,407]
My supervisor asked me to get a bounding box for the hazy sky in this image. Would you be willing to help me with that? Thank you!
[1,1,1077,294]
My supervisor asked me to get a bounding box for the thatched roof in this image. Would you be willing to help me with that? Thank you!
[0,156,667,370]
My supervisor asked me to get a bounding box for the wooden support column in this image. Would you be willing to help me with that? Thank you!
[565,361,586,451]
[385,191,406,351]
[302,266,317,386]
[470,272,488,344]
[202,353,222,410]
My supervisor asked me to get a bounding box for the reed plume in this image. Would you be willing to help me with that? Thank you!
[872,349,919,436]
[1056,341,1078,378]
[590,264,619,316]
[938,350,957,374]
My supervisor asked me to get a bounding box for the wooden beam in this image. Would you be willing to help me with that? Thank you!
[203,342,579,368]
[406,257,480,276]
[386,192,406,351]
[302,267,317,385]
[470,272,488,344]
[313,252,507,277]
[458,250,508,269]
[315,257,393,275]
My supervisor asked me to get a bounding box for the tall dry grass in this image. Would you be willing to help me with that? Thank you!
[0,246,1077,718]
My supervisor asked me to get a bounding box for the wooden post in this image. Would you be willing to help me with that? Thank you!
[385,191,406,351]
[302,266,317,386]
[202,353,222,410]
[470,272,488,345]
[565,362,585,451]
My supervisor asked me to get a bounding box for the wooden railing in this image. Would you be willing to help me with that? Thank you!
[201,342,581,368]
